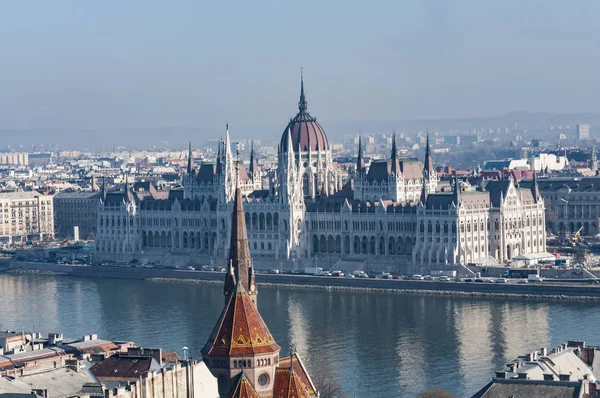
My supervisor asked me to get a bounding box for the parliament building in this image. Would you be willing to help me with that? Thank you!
[94,77,547,271]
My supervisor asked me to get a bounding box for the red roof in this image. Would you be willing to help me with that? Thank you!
[231,373,260,398]
[162,351,181,363]
[272,366,312,398]
[201,283,280,357]
[281,116,328,153]
[280,77,328,153]
[278,353,317,396]
[90,355,154,381]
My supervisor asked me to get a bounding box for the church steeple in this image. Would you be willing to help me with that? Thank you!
[298,68,308,114]
[223,172,257,304]
[424,133,434,177]
[356,135,365,175]
[249,140,257,180]
[187,141,193,175]
[391,132,399,174]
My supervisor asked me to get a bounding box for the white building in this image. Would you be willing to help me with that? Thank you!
[0,191,54,245]
[529,153,569,172]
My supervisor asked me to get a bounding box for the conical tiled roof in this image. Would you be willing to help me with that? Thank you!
[278,352,317,396]
[231,373,260,398]
[202,281,280,357]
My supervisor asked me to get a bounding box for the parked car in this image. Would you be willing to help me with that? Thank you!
[187,266,195,271]
[423,275,434,281]
[439,276,450,282]
[496,278,508,283]
[411,275,424,280]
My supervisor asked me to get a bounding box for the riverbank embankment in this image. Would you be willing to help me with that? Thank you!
[5,261,600,300]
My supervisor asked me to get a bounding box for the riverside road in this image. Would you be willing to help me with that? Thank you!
[5,261,600,299]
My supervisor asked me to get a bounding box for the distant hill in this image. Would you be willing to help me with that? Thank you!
[1,112,599,150]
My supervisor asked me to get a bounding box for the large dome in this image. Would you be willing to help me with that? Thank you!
[280,77,328,152]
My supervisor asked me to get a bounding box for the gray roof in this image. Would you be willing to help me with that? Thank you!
[0,365,97,398]
[523,177,600,193]
[471,379,582,398]
[54,191,102,200]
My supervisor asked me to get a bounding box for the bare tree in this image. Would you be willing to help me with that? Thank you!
[313,370,342,398]
[416,387,455,398]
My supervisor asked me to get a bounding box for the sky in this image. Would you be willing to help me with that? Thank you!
[0,1,599,146]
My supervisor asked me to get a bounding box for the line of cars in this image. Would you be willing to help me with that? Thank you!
[408,274,517,283]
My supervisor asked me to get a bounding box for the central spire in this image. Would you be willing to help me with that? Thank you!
[223,176,257,304]
[298,68,308,114]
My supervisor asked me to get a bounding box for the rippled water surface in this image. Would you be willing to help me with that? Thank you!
[0,274,597,397]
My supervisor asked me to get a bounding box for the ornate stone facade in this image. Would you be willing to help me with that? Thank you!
[94,77,547,270]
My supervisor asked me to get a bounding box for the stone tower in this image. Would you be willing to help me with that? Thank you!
[202,183,281,397]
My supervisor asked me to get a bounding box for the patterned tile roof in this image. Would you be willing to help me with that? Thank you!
[272,366,312,398]
[201,282,280,357]
[230,373,260,398]
[278,352,317,396]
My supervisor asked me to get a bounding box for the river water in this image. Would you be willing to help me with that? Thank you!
[0,273,597,397]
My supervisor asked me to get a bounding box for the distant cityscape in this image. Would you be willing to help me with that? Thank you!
[2,80,600,397]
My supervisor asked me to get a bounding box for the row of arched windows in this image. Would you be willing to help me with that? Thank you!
[312,234,414,256]
[245,212,280,231]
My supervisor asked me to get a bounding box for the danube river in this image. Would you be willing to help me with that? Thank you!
[0,274,597,397]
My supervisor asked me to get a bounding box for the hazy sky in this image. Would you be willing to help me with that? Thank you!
[1,1,599,135]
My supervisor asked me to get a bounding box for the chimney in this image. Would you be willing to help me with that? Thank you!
[559,374,571,381]
[495,372,508,379]
[48,333,63,345]
[541,347,547,357]
[528,352,535,361]
[567,340,585,349]
[543,374,554,381]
